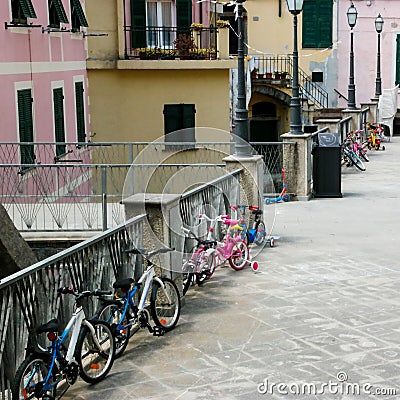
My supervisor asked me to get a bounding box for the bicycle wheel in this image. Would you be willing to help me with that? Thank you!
[182,272,194,295]
[359,149,369,162]
[348,150,366,171]
[228,240,249,271]
[96,303,130,358]
[253,221,266,246]
[150,277,181,332]
[75,320,115,384]
[12,354,56,400]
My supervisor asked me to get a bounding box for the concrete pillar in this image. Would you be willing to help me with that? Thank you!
[217,27,229,60]
[342,109,362,131]
[0,204,37,279]
[280,133,313,201]
[223,155,264,207]
[361,100,378,122]
[123,193,183,295]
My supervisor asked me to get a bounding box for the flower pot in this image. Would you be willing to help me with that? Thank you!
[257,73,264,79]
[266,72,273,79]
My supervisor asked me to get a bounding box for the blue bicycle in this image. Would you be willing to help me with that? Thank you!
[12,287,115,400]
[95,246,181,358]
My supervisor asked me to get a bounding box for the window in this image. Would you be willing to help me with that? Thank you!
[17,89,35,168]
[146,1,173,47]
[130,0,191,48]
[12,0,37,24]
[75,82,86,143]
[163,104,196,145]
[302,0,333,48]
[53,88,66,158]
[70,0,88,32]
[48,0,69,28]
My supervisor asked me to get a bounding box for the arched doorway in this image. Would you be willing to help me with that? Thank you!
[250,101,279,142]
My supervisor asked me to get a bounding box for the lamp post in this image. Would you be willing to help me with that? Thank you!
[374,14,384,98]
[286,0,304,135]
[347,2,358,109]
[234,0,250,156]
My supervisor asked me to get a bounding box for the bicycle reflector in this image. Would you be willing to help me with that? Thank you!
[47,332,57,342]
[90,364,100,370]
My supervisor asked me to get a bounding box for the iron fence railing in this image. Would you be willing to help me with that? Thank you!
[0,141,289,231]
[251,55,329,109]
[124,26,218,60]
[339,116,352,143]
[0,214,146,399]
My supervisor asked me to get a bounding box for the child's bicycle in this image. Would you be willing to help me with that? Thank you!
[200,213,258,271]
[95,246,181,358]
[363,122,386,151]
[265,168,290,205]
[181,227,218,295]
[12,287,116,400]
[229,205,274,247]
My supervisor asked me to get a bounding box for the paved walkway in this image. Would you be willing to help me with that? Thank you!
[67,137,400,400]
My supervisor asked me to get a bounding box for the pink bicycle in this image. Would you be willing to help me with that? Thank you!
[200,213,258,272]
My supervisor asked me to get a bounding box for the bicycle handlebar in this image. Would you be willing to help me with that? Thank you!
[124,246,175,259]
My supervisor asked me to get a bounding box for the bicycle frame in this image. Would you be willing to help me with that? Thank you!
[113,265,172,333]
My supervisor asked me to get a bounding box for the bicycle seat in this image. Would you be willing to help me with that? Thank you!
[113,278,135,290]
[229,224,243,231]
[252,210,263,215]
[36,318,59,334]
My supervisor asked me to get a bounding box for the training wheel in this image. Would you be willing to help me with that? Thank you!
[265,198,271,205]
[269,238,275,247]
[382,145,386,151]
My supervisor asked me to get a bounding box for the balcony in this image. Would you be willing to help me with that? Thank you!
[124,26,219,60]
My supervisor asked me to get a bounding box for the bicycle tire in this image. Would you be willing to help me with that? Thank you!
[228,240,249,271]
[253,221,266,246]
[12,354,56,400]
[348,150,366,171]
[150,277,181,332]
[182,272,194,295]
[75,320,115,384]
[95,303,130,358]
[359,150,369,162]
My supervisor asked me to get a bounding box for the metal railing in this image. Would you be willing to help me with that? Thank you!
[251,55,329,109]
[339,116,352,143]
[124,26,218,60]
[0,141,289,231]
[0,214,146,398]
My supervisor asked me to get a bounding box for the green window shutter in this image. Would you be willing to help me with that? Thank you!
[302,0,332,49]
[19,0,37,18]
[17,89,35,165]
[53,88,66,157]
[131,0,146,48]
[176,0,192,33]
[75,82,86,143]
[53,0,69,23]
[71,0,88,27]
[164,104,195,143]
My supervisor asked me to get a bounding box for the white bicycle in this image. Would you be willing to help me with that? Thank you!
[12,287,116,400]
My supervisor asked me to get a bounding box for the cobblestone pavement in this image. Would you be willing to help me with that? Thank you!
[66,137,400,400]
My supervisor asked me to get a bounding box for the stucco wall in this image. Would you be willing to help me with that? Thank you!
[88,68,231,142]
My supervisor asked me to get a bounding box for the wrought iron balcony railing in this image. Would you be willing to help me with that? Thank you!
[124,26,218,60]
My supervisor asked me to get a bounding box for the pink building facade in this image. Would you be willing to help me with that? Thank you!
[0,0,90,164]
[337,0,400,109]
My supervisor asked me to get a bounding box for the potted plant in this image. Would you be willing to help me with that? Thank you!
[266,72,273,79]
[190,22,204,32]
[216,19,230,29]
[174,33,197,58]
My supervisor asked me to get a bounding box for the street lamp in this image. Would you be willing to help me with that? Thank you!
[347,2,358,109]
[374,13,384,98]
[234,0,250,156]
[286,0,304,135]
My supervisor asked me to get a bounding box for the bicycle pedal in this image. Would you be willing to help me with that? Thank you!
[152,326,165,337]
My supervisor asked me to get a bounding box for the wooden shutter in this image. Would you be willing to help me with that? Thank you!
[71,0,88,27]
[164,104,195,143]
[17,89,35,166]
[19,0,37,18]
[53,0,69,23]
[53,88,66,157]
[302,0,332,49]
[75,82,86,143]
[131,0,146,48]
[176,0,192,34]
[396,35,400,86]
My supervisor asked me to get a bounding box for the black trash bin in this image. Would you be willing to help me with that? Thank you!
[312,132,342,198]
